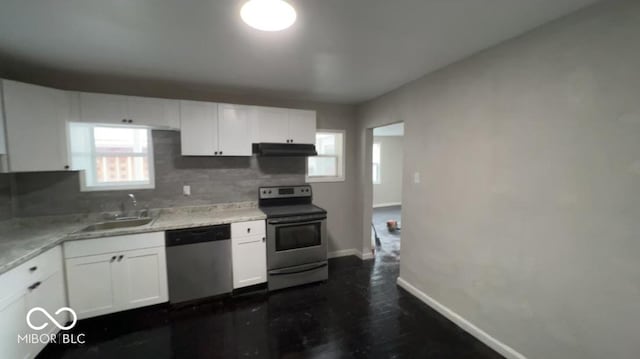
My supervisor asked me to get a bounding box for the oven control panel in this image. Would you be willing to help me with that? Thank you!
[259,185,312,199]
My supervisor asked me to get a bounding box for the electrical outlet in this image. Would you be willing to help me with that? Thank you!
[183,185,191,196]
[413,172,420,184]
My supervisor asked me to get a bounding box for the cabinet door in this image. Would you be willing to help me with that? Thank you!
[118,247,168,311]
[128,96,179,129]
[249,106,289,143]
[0,292,29,359]
[232,235,267,289]
[288,109,316,144]
[65,253,118,319]
[180,100,218,155]
[218,104,251,156]
[79,92,128,124]
[2,80,70,172]
[24,270,68,357]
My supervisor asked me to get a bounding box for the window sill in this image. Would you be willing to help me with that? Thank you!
[306,176,345,183]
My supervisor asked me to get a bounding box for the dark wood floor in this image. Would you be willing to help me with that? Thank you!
[40,248,502,359]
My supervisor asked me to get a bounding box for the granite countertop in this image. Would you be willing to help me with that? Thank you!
[0,202,266,275]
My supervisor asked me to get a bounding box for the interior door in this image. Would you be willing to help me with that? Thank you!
[65,253,118,319]
[180,100,218,155]
[119,247,168,311]
[218,104,251,156]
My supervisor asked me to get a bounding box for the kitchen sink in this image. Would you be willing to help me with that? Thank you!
[79,217,154,232]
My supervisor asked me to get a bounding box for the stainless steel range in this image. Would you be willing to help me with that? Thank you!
[259,185,328,291]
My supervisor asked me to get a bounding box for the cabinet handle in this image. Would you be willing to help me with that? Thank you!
[29,266,38,272]
[247,228,251,233]
[122,119,127,123]
[117,255,124,262]
[110,256,116,262]
[28,281,41,291]
[262,237,266,242]
[214,151,218,155]
[220,151,223,155]
[128,119,133,123]
[64,165,70,170]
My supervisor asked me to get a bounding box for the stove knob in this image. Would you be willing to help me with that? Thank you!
[268,190,272,194]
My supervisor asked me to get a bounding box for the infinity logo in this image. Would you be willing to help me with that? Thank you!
[26,307,78,331]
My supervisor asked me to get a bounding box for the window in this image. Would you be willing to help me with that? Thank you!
[372,142,381,184]
[69,123,154,191]
[306,130,345,182]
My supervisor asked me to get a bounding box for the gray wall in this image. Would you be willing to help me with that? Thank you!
[357,0,640,358]
[373,136,403,207]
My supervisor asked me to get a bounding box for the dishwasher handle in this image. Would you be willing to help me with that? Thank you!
[165,224,231,247]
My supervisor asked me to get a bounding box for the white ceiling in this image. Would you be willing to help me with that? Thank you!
[374,123,404,137]
[0,0,599,103]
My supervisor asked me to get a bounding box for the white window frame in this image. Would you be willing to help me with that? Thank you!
[306,129,346,183]
[70,123,155,192]
[372,142,381,184]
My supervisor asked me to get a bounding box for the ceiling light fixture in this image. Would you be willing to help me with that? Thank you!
[240,0,297,32]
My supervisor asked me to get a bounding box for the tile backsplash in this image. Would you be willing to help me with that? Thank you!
[8,130,306,217]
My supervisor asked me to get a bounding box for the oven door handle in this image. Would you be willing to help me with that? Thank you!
[268,214,326,225]
[269,262,327,276]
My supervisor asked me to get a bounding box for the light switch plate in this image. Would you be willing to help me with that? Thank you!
[183,185,191,196]
[413,172,420,184]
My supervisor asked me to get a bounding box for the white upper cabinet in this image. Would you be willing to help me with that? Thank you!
[180,101,252,156]
[218,103,251,156]
[78,92,180,129]
[249,106,289,143]
[78,92,128,124]
[180,100,218,156]
[249,106,316,144]
[1,80,71,172]
[288,109,316,144]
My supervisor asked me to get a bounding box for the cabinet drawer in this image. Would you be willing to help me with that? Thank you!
[0,246,62,304]
[231,220,265,238]
[64,232,164,259]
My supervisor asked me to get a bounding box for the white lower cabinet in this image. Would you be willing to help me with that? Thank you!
[64,232,168,320]
[231,221,267,289]
[65,253,119,319]
[0,246,66,359]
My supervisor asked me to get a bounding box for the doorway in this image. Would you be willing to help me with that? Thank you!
[371,122,404,261]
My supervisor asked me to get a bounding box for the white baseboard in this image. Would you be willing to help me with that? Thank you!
[328,249,360,258]
[396,277,527,359]
[373,202,402,208]
[358,250,374,260]
[328,248,375,261]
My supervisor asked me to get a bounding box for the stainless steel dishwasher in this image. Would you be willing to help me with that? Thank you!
[165,224,232,303]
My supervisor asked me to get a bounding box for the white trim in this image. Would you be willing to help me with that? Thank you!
[359,250,374,260]
[305,129,346,183]
[328,248,375,261]
[328,249,360,258]
[373,202,402,208]
[396,277,527,359]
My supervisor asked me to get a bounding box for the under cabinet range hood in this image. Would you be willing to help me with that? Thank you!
[253,143,317,157]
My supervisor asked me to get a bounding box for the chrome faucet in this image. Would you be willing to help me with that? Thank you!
[128,193,137,208]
